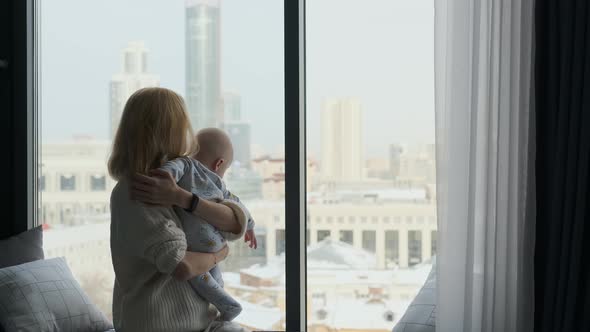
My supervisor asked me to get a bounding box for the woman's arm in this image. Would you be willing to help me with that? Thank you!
[173,245,229,281]
[131,170,242,234]
[175,188,241,234]
[112,187,188,275]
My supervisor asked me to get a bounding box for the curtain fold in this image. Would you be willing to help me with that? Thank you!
[534,0,590,330]
[434,1,535,331]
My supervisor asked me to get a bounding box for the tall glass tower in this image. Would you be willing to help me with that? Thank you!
[186,0,222,130]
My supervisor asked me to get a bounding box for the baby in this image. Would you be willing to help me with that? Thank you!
[159,127,256,321]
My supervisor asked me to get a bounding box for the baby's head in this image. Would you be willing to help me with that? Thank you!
[193,127,234,177]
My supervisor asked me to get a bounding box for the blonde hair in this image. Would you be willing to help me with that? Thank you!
[108,87,197,181]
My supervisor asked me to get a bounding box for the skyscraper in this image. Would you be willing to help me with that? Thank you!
[389,144,403,179]
[223,91,242,122]
[224,122,252,169]
[320,98,363,181]
[186,0,222,130]
[221,91,252,169]
[109,41,159,138]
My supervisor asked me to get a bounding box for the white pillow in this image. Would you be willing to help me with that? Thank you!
[0,257,113,332]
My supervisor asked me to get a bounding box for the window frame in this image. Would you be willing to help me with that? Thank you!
[284,0,307,330]
[20,0,308,329]
[5,0,39,238]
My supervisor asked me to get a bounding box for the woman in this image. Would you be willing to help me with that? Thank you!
[108,87,249,332]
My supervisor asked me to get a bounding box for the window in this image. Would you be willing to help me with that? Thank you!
[317,230,330,242]
[385,230,399,266]
[306,1,436,329]
[40,1,286,328]
[408,230,423,266]
[339,230,353,245]
[90,175,106,191]
[32,0,436,329]
[362,230,377,253]
[59,175,75,191]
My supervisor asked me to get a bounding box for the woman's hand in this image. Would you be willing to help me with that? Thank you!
[173,245,229,281]
[214,244,230,263]
[131,169,190,207]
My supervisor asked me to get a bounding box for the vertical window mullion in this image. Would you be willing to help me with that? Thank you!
[8,0,37,236]
[284,0,306,330]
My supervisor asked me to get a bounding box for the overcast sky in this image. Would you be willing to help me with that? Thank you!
[41,0,434,158]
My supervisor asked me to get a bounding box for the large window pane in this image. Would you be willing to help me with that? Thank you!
[40,1,285,329]
[306,0,436,330]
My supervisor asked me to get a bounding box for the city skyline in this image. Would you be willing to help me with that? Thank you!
[40,0,434,158]
[39,1,437,330]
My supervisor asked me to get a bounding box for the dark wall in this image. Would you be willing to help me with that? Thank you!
[534,0,590,330]
[0,0,29,239]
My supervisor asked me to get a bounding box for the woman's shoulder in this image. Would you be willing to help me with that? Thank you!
[110,180,179,226]
[111,180,152,214]
[110,180,130,206]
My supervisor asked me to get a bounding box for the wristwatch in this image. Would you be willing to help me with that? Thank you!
[184,193,200,213]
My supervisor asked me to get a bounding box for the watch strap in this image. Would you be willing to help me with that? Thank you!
[184,193,200,213]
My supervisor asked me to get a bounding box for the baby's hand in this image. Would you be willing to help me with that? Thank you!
[244,229,257,249]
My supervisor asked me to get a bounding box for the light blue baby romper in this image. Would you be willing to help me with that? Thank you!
[160,157,255,321]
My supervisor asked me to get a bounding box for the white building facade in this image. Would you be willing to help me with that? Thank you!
[250,199,437,270]
[40,140,114,226]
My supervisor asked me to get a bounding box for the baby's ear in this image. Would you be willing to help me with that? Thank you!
[214,158,225,171]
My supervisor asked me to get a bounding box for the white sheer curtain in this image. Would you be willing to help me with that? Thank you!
[434,1,535,331]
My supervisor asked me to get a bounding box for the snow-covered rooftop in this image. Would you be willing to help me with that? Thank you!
[43,223,110,250]
[237,239,432,289]
[310,297,410,330]
[307,238,377,269]
[233,300,282,330]
[240,256,284,280]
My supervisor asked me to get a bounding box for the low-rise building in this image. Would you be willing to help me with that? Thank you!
[224,239,433,332]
